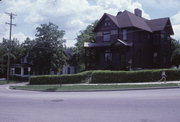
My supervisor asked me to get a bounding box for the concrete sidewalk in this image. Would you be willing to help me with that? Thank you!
[62,81,180,86]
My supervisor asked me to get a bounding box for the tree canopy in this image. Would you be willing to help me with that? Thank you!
[75,20,98,71]
[28,22,67,74]
[171,39,180,69]
[0,38,23,77]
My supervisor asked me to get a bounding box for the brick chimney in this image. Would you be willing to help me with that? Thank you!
[134,8,142,17]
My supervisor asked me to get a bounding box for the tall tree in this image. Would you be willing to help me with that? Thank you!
[75,20,98,71]
[0,38,22,77]
[171,39,180,69]
[28,22,66,74]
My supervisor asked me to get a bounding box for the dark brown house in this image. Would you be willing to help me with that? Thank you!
[84,8,174,70]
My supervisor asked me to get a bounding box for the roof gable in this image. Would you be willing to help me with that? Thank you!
[94,13,119,31]
[116,11,134,28]
[94,9,174,34]
[125,11,152,32]
[147,18,168,31]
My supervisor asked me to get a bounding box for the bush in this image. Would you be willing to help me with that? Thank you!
[91,69,180,83]
[29,69,180,85]
[29,71,93,85]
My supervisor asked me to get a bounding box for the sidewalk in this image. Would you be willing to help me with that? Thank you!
[62,81,180,86]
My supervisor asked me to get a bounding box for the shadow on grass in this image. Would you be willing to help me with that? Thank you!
[44,87,59,92]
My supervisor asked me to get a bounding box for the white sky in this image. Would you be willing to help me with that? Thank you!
[0,0,180,47]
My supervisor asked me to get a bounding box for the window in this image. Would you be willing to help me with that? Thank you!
[68,67,70,74]
[105,50,112,62]
[123,29,127,40]
[103,32,110,41]
[15,68,21,74]
[105,21,110,27]
[104,18,111,27]
[161,31,165,39]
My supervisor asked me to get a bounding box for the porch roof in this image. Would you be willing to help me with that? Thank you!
[84,39,133,48]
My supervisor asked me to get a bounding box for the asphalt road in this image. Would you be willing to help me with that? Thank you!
[0,84,180,122]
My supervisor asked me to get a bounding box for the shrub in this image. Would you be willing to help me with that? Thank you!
[29,71,93,85]
[91,69,180,83]
[29,69,180,85]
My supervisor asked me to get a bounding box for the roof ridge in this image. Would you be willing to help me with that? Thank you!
[124,10,148,20]
[106,13,119,27]
[125,11,134,27]
[149,17,169,21]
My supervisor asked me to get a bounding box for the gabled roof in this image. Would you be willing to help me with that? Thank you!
[106,13,119,27]
[64,49,74,60]
[111,39,133,47]
[114,10,152,32]
[84,39,133,48]
[94,13,119,31]
[94,9,174,35]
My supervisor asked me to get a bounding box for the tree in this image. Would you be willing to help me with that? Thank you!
[75,20,98,71]
[28,22,66,74]
[171,39,180,69]
[0,38,22,77]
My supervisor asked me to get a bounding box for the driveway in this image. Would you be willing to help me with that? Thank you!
[0,83,180,122]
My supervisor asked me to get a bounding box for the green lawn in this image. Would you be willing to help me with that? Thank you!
[0,81,7,85]
[0,80,26,85]
[10,83,180,92]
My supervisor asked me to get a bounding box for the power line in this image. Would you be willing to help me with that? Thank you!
[5,12,17,82]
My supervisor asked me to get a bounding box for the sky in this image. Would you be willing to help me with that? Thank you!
[0,0,180,47]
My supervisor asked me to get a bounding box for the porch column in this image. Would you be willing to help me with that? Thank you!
[85,47,87,70]
[21,67,24,77]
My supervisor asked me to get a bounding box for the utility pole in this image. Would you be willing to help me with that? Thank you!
[5,12,16,82]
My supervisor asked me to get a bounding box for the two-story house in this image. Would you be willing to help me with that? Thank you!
[84,8,174,70]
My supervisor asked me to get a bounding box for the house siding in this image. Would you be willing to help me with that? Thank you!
[85,9,173,70]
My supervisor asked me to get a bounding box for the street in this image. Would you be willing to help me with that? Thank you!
[0,84,180,122]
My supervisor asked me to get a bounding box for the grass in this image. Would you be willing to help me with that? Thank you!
[0,80,7,85]
[0,80,27,85]
[10,83,180,92]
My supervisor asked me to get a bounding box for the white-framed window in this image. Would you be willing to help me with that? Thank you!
[123,29,127,40]
[103,31,110,41]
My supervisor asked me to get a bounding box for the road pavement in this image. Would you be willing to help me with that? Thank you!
[0,83,180,122]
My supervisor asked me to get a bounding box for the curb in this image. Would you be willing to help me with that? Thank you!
[9,86,180,92]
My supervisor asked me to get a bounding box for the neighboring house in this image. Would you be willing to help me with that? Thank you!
[50,49,77,75]
[10,49,77,80]
[10,55,32,80]
[84,8,174,70]
[61,49,77,74]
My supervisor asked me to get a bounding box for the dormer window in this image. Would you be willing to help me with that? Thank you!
[104,18,110,27]
[122,29,127,40]
[103,31,110,41]
[105,21,111,27]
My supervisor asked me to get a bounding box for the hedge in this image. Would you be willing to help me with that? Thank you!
[91,69,180,83]
[29,69,180,85]
[29,71,92,85]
